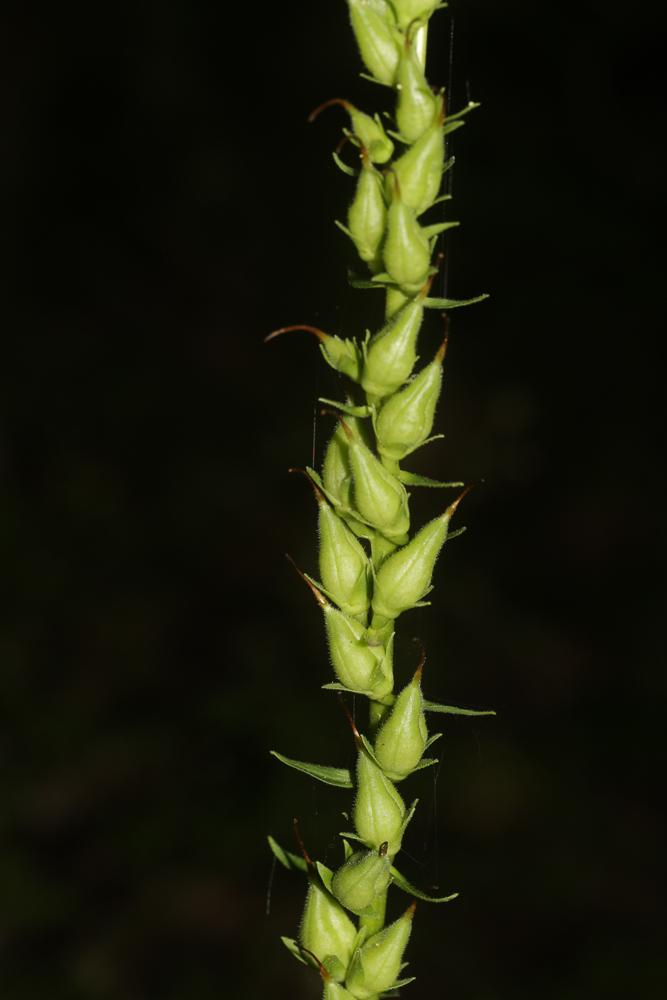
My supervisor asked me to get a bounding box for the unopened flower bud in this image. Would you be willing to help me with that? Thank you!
[383,180,431,293]
[374,669,427,780]
[318,492,371,619]
[374,338,445,461]
[345,903,416,998]
[391,104,444,215]
[361,294,424,399]
[346,427,410,541]
[371,490,468,621]
[300,880,357,982]
[347,106,394,164]
[353,747,406,856]
[392,0,441,30]
[321,335,363,382]
[396,38,439,142]
[346,154,387,272]
[331,845,392,916]
[348,0,401,86]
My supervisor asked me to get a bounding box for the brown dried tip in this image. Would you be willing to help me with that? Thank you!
[307,96,352,123]
[337,693,362,748]
[411,637,426,683]
[288,468,326,506]
[379,841,389,858]
[405,900,418,918]
[418,272,435,299]
[446,483,474,518]
[264,324,329,345]
[285,553,329,610]
[292,817,314,869]
[320,407,353,440]
[436,331,449,364]
[299,947,330,981]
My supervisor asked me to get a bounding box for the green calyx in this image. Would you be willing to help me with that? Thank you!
[396,36,440,142]
[347,106,394,164]
[345,903,416,998]
[382,178,432,292]
[391,99,445,215]
[361,292,424,399]
[353,745,406,856]
[300,875,357,982]
[374,337,445,460]
[392,0,444,30]
[331,846,392,916]
[347,0,401,86]
[374,668,428,780]
[343,422,410,542]
[317,491,371,619]
[343,153,387,273]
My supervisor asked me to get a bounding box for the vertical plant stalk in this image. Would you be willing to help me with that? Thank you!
[267,3,491,997]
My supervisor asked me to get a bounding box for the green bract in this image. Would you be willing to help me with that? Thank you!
[269,2,490,995]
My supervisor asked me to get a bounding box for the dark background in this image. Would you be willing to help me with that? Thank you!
[2,1,664,998]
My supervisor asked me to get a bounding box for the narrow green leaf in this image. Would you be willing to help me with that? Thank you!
[267,835,308,873]
[423,700,496,717]
[446,100,481,122]
[270,751,353,788]
[397,471,463,488]
[281,936,309,966]
[423,293,489,309]
[390,865,459,903]
[423,221,460,238]
[409,756,438,773]
[443,119,466,136]
[318,397,372,418]
[332,151,357,177]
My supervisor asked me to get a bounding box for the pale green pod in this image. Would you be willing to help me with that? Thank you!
[300,880,357,982]
[318,497,371,618]
[347,433,410,541]
[345,904,415,998]
[346,156,387,272]
[392,0,441,30]
[324,603,382,691]
[353,748,406,856]
[396,39,439,142]
[374,339,444,460]
[331,846,392,916]
[374,672,428,780]
[371,495,463,620]
[322,424,354,507]
[348,0,401,86]
[383,187,431,293]
[347,107,394,164]
[391,105,444,215]
[361,294,424,399]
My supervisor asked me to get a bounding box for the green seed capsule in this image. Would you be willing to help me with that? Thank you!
[361,293,424,399]
[374,339,445,461]
[371,490,467,621]
[391,103,444,215]
[383,182,431,293]
[300,880,357,982]
[347,154,387,272]
[345,903,416,998]
[396,39,439,142]
[331,846,392,916]
[322,423,354,508]
[325,602,382,691]
[374,669,428,781]
[318,494,371,619]
[348,0,401,86]
[353,748,406,856]
[392,0,441,30]
[346,430,410,541]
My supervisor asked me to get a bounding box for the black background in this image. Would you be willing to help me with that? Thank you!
[2,1,665,998]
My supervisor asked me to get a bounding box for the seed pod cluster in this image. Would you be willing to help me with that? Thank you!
[269,2,489,996]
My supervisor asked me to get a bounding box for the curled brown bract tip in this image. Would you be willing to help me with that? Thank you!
[411,637,426,683]
[307,96,352,123]
[285,553,329,609]
[288,468,326,506]
[436,331,449,364]
[264,324,329,345]
[379,841,389,857]
[292,817,314,869]
[320,407,353,440]
[447,483,474,518]
[299,947,329,981]
[337,693,362,748]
